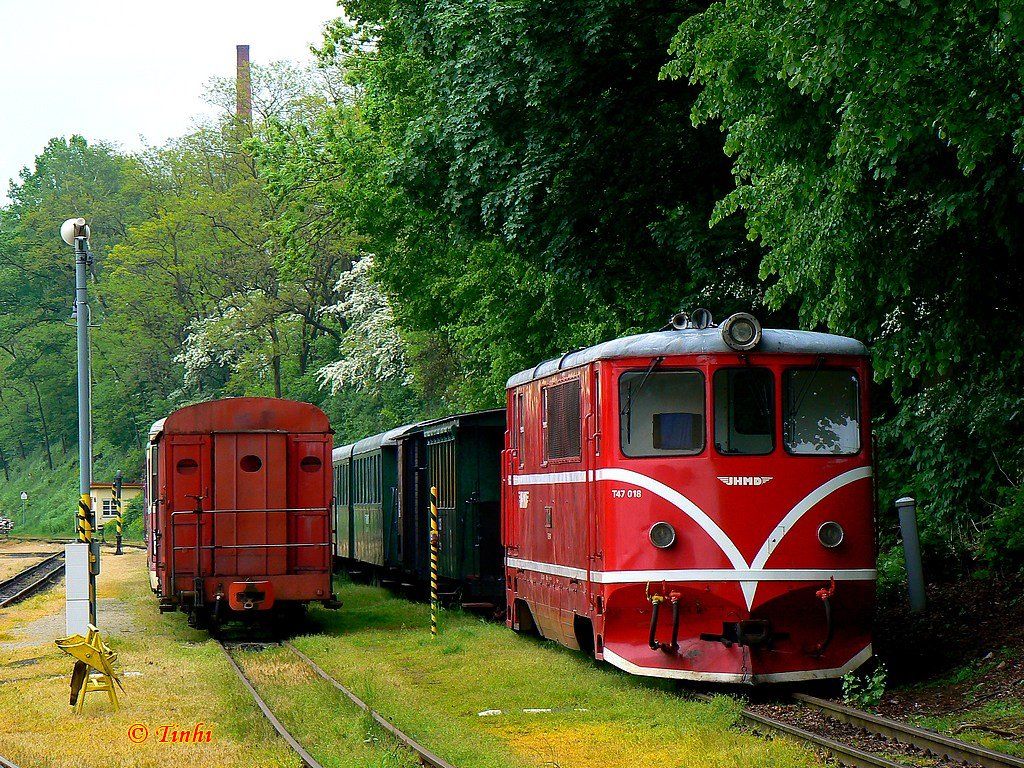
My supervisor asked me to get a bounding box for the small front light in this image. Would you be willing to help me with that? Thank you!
[817,521,845,548]
[721,312,762,352]
[731,320,754,344]
[649,521,677,549]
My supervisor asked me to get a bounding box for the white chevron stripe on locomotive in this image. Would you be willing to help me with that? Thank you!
[508,465,874,608]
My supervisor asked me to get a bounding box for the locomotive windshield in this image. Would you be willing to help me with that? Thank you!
[619,370,704,456]
[783,368,861,455]
[714,368,774,455]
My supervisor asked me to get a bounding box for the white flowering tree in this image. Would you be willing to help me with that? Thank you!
[317,255,410,393]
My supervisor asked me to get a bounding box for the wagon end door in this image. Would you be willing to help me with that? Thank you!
[287,434,331,573]
[166,435,211,591]
[212,432,288,576]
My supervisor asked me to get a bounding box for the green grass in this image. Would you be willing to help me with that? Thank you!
[0,550,297,768]
[283,580,821,768]
[235,645,420,768]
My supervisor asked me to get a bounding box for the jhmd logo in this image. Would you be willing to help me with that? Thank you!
[717,476,773,486]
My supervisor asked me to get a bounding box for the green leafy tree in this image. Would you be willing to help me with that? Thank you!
[666,0,1024,568]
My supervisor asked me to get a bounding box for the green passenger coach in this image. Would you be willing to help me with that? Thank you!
[414,410,505,605]
[333,409,505,608]
[331,444,353,565]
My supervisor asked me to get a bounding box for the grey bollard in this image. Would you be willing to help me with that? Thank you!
[896,496,926,613]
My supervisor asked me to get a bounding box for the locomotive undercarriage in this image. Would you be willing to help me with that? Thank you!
[508,573,871,684]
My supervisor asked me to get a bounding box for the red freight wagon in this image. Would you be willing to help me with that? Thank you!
[146,397,334,628]
[502,313,875,683]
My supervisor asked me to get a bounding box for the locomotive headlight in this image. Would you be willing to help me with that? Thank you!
[817,521,845,548]
[649,521,677,549]
[721,312,762,352]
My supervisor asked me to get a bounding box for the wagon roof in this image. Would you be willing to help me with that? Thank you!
[149,417,167,440]
[158,397,330,436]
[413,408,504,438]
[343,422,423,457]
[335,409,505,457]
[331,444,354,462]
[506,328,869,388]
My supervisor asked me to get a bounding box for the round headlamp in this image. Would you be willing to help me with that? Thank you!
[721,312,762,352]
[649,521,677,549]
[817,521,845,548]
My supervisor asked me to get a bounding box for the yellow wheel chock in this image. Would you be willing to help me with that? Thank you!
[56,624,124,712]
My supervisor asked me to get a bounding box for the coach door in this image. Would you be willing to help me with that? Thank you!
[212,432,288,577]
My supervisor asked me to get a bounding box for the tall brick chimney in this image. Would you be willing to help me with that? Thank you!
[236,44,252,122]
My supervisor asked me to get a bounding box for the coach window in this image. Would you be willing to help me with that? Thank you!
[543,379,582,462]
[619,370,704,457]
[784,368,861,455]
[714,368,774,455]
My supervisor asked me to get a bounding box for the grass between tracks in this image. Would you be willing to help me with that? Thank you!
[0,552,823,768]
[280,581,821,768]
[0,550,296,768]
[0,540,63,581]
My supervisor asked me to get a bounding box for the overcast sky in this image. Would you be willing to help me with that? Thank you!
[0,0,340,201]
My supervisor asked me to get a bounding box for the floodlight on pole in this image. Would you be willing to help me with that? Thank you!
[55,215,121,712]
[60,217,89,246]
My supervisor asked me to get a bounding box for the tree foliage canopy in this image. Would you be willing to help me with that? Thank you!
[1,3,1022,572]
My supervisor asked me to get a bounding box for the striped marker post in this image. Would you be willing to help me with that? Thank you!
[430,486,439,637]
[114,470,123,556]
[78,492,97,626]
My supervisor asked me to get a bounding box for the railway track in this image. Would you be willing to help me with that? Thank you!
[0,754,21,768]
[695,691,1024,768]
[0,552,64,609]
[218,640,457,768]
[791,693,1024,768]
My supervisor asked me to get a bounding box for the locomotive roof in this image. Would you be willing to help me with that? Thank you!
[506,328,869,388]
[150,397,330,438]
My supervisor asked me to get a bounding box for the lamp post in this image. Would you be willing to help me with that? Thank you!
[61,216,97,630]
[56,217,122,713]
[20,491,27,528]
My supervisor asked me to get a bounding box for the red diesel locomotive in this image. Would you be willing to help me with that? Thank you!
[146,397,334,628]
[502,313,874,683]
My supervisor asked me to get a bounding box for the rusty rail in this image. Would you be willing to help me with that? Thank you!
[0,552,65,609]
[792,693,1024,768]
[285,642,459,768]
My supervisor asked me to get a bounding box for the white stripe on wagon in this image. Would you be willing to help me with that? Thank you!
[600,644,874,684]
[507,465,873,608]
[505,557,876,585]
